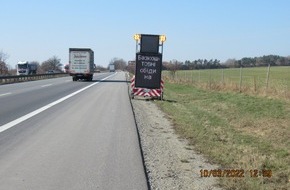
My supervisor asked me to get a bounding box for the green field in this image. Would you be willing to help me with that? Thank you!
[162,66,290,98]
[156,81,290,189]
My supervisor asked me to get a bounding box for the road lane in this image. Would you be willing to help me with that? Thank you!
[0,74,116,133]
[0,72,148,190]
[0,73,113,126]
[0,73,111,97]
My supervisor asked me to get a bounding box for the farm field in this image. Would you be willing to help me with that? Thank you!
[156,81,290,189]
[162,66,290,99]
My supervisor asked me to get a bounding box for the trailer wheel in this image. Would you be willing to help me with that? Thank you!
[86,76,92,81]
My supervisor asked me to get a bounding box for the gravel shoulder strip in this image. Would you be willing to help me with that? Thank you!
[131,98,223,190]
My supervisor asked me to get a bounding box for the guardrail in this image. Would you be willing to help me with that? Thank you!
[0,73,69,85]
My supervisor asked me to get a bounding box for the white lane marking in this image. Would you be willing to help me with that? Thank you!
[41,84,52,87]
[0,93,12,97]
[0,73,117,133]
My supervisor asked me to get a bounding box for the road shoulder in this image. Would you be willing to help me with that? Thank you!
[131,98,223,190]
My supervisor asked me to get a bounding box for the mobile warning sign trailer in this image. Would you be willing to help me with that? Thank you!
[131,34,166,100]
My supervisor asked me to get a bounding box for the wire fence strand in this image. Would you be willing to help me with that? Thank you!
[162,66,290,99]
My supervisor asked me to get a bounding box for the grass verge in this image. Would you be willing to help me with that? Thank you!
[162,67,290,99]
[156,82,290,190]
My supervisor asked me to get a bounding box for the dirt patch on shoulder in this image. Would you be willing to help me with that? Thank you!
[132,98,223,190]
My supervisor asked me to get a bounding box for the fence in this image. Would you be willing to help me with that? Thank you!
[162,66,290,99]
[0,73,69,85]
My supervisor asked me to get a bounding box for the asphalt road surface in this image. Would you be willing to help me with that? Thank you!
[0,72,148,190]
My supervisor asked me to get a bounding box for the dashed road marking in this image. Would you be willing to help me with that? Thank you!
[41,84,52,87]
[0,93,12,97]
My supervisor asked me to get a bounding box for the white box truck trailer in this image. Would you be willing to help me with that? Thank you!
[69,48,94,81]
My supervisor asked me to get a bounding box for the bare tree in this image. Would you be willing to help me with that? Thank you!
[224,58,237,68]
[126,60,135,74]
[0,51,9,75]
[41,56,61,73]
[95,65,106,71]
[163,59,182,79]
[109,58,127,70]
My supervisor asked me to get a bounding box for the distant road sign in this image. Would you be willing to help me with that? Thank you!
[135,53,162,89]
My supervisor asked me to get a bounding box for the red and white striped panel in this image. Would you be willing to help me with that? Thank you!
[160,79,164,90]
[132,88,162,97]
[131,76,135,89]
[130,75,164,97]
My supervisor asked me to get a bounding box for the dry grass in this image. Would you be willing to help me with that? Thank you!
[156,82,290,190]
[163,67,290,100]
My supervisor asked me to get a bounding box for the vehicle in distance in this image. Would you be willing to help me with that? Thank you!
[64,64,69,73]
[56,63,68,73]
[17,61,37,75]
[69,48,94,81]
[46,70,62,74]
[46,70,55,74]
[109,64,115,72]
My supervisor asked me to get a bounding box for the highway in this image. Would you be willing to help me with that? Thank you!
[0,72,148,190]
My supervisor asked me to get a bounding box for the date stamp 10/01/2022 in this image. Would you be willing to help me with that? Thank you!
[200,169,272,178]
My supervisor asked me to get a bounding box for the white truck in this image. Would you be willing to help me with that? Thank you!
[69,48,94,81]
[109,64,115,72]
[17,61,37,75]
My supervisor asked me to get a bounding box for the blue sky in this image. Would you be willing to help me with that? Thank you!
[1,0,290,67]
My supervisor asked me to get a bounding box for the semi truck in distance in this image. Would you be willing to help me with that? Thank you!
[109,64,115,72]
[69,48,94,81]
[17,61,37,75]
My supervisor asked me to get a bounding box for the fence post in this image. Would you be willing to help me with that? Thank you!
[222,69,224,85]
[209,70,212,90]
[253,76,257,93]
[265,64,270,95]
[239,67,243,92]
[285,79,288,98]
[191,70,193,83]
[198,70,201,83]
[287,82,288,98]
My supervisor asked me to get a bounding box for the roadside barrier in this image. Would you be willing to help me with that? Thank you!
[0,73,69,85]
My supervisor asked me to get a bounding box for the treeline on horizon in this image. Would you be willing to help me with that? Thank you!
[162,55,290,70]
